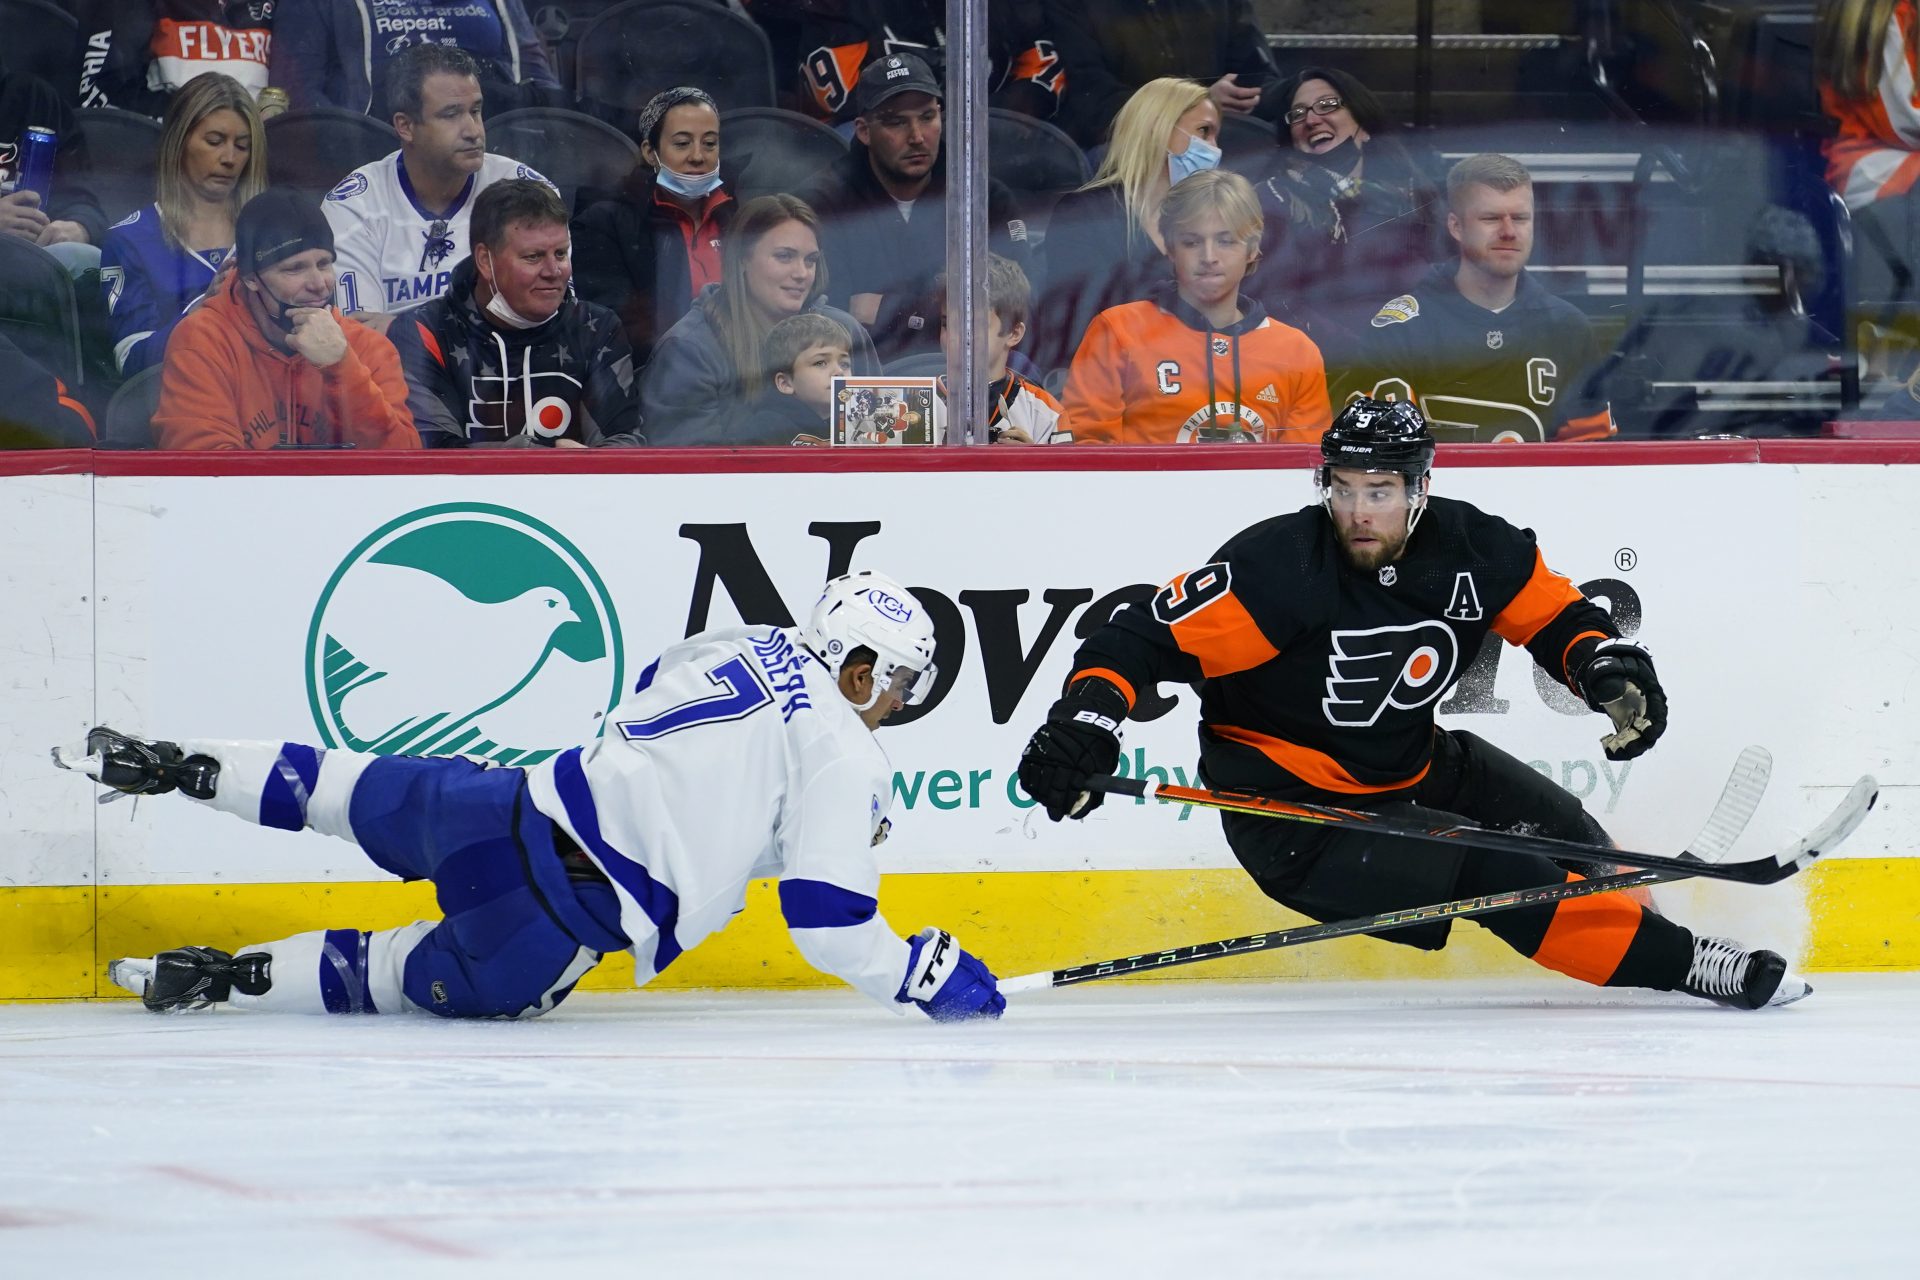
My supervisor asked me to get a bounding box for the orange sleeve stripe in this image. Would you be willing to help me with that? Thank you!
[1210,724,1430,795]
[1554,408,1616,441]
[1559,629,1610,685]
[1528,871,1642,985]
[55,378,96,439]
[1489,549,1589,648]
[1069,667,1137,710]
[416,320,445,368]
[1169,589,1280,678]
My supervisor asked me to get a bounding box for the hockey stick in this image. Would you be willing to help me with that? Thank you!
[1079,764,1876,887]
[1000,750,1876,994]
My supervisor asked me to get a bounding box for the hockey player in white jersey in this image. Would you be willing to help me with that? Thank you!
[322,44,553,332]
[59,572,1006,1023]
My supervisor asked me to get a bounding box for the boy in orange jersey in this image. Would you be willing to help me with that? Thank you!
[1019,398,1809,1011]
[1059,168,1331,444]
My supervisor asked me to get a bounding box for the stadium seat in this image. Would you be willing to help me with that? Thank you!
[1216,111,1279,179]
[0,236,83,390]
[0,0,79,90]
[1717,3,1826,136]
[575,0,777,131]
[987,109,1092,200]
[73,108,165,224]
[720,108,848,203]
[485,107,640,212]
[100,364,162,449]
[883,352,946,378]
[265,110,399,201]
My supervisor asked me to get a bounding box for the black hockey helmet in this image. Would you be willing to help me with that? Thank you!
[1317,397,1436,532]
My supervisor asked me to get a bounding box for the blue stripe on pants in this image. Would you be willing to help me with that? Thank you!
[551,747,683,972]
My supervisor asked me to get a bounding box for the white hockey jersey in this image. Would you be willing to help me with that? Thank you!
[525,625,913,1008]
[321,150,553,315]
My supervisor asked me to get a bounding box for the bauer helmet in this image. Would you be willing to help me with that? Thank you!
[803,571,939,711]
[1317,396,1436,534]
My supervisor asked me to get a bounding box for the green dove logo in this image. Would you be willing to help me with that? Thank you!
[305,503,623,765]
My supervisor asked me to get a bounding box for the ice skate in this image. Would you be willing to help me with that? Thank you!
[108,946,270,1013]
[51,727,218,801]
[1679,935,1811,1009]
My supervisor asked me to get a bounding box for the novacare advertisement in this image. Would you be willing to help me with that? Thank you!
[68,459,1901,889]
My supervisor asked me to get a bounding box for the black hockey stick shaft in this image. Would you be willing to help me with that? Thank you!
[1084,773,1876,885]
[998,866,1666,992]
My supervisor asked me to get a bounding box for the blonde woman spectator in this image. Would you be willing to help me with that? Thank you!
[100,73,268,375]
[1060,169,1330,444]
[640,195,879,445]
[1817,0,1920,210]
[1034,77,1221,373]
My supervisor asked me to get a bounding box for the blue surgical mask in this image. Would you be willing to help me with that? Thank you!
[1168,132,1222,186]
[656,165,723,199]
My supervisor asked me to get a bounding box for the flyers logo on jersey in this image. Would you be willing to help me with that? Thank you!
[1322,621,1458,727]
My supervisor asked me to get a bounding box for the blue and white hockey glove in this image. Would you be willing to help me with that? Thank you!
[896,927,1005,1021]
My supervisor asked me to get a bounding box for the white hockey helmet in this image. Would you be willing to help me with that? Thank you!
[803,571,939,711]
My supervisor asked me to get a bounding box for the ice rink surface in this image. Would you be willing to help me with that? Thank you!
[4,977,1918,1278]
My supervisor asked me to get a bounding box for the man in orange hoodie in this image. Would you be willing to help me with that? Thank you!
[154,188,419,451]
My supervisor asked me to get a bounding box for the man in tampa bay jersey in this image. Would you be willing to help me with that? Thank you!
[322,44,552,333]
[1019,398,1808,1011]
[1350,153,1614,442]
[68,573,1005,1024]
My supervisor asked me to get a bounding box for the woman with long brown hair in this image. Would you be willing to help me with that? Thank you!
[99,73,267,376]
[640,194,879,445]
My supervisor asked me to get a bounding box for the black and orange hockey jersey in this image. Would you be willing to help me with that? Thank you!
[1061,286,1332,444]
[1067,496,1618,794]
[1348,264,1614,442]
[794,0,1064,122]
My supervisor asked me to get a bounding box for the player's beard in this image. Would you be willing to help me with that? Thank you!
[1338,523,1409,572]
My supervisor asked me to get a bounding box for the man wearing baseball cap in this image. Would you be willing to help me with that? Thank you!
[795,51,1030,363]
[152,189,419,451]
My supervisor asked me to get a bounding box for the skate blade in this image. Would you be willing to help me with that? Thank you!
[107,957,154,1000]
[1769,973,1814,1008]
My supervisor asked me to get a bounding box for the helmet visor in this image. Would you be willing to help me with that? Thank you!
[881,659,939,706]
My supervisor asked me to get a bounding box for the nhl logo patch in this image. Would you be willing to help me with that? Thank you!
[1210,336,1230,356]
[1371,294,1420,328]
[1486,330,1504,349]
[1378,566,1398,586]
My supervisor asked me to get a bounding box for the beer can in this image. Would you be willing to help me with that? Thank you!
[257,87,290,119]
[16,125,56,202]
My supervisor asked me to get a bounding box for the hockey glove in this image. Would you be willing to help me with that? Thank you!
[1575,641,1668,761]
[897,928,1005,1021]
[1017,678,1127,821]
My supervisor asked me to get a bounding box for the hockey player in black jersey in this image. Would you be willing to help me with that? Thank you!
[1018,397,1807,1009]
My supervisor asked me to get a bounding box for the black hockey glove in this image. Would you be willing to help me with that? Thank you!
[1575,641,1668,761]
[1018,678,1127,822]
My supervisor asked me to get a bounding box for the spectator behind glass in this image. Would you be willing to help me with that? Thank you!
[1349,154,1612,442]
[796,52,1031,363]
[795,1,1066,125]
[572,87,737,369]
[389,179,644,447]
[0,331,96,448]
[0,54,110,262]
[72,1,276,114]
[1033,77,1219,374]
[100,73,266,376]
[1250,67,1441,345]
[269,0,559,116]
[937,253,1066,444]
[1042,0,1277,148]
[322,43,554,334]
[1817,0,1920,210]
[735,313,852,446]
[153,187,419,449]
[640,194,881,446]
[1060,168,1330,444]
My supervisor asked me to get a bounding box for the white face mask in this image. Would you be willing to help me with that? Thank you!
[478,250,553,329]
[656,165,723,199]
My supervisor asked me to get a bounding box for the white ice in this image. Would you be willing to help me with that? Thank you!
[4,977,1917,1278]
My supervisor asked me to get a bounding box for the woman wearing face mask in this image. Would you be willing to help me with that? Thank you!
[572,87,742,369]
[1248,67,1439,350]
[640,194,881,445]
[1032,77,1222,374]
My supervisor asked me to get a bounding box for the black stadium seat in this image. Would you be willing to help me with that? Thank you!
[721,107,848,203]
[0,0,79,90]
[1718,3,1826,136]
[265,109,399,202]
[73,108,165,224]
[0,236,83,390]
[485,107,640,213]
[575,0,776,133]
[1215,111,1279,179]
[101,364,162,449]
[987,109,1092,200]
